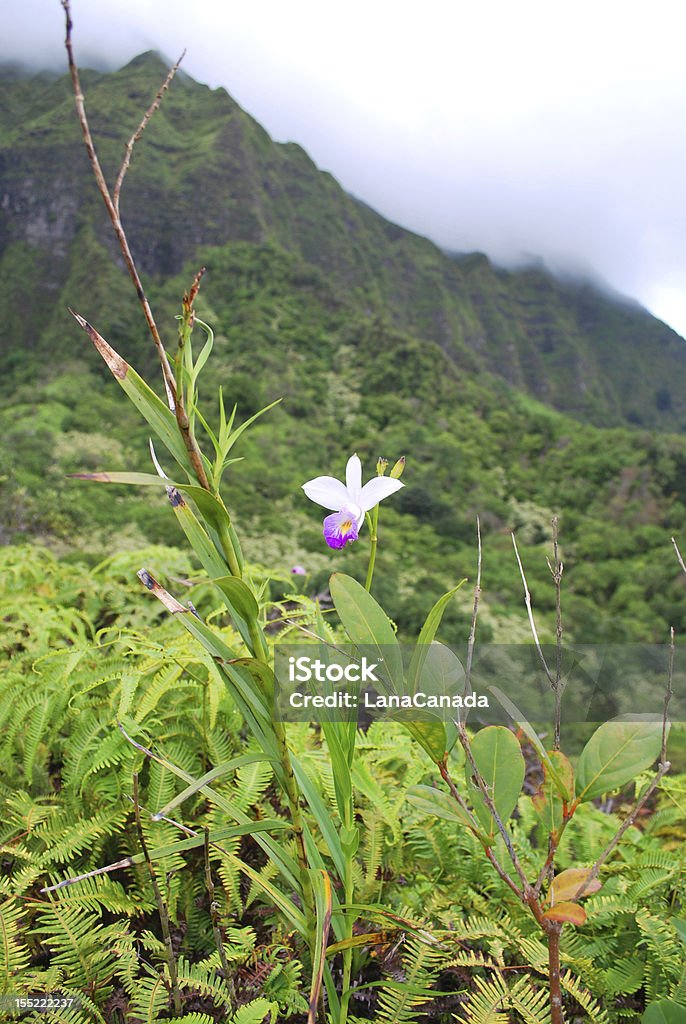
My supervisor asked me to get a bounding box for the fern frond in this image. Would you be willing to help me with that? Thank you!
[164,1015,215,1024]
[507,975,551,1024]
[601,957,644,996]
[373,934,447,1024]
[559,970,609,1023]
[231,998,278,1023]
[134,663,183,721]
[175,954,233,1009]
[454,972,510,1024]
[123,966,171,1020]
[0,897,32,991]
[447,949,498,969]
[359,808,384,900]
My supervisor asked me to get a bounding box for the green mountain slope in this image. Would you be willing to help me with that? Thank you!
[1,54,686,645]
[2,52,685,429]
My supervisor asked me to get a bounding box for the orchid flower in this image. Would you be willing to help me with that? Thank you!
[302,453,404,549]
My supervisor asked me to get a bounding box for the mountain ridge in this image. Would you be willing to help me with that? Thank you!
[2,52,686,429]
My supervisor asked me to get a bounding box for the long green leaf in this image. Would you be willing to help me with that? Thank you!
[329,573,403,687]
[153,753,274,820]
[131,819,288,862]
[119,718,300,892]
[329,573,447,761]
[407,784,473,828]
[291,756,346,880]
[71,311,196,479]
[214,576,260,622]
[69,471,184,486]
[407,581,467,690]
[308,870,333,1024]
[224,398,281,455]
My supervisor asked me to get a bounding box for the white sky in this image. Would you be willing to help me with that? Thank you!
[7,0,686,337]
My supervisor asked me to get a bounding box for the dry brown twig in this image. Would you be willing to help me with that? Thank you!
[61,1,214,490]
[546,516,564,750]
[512,531,556,689]
[672,536,686,575]
[113,53,186,217]
[60,0,179,409]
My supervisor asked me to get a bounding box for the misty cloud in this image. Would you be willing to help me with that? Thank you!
[6,0,686,335]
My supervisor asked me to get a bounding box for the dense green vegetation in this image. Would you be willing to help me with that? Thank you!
[1,45,686,1024]
[2,236,686,643]
[2,546,685,1022]
[2,57,686,644]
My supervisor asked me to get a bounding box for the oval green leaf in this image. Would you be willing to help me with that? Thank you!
[465,726,525,838]
[576,716,665,802]
[642,1000,686,1024]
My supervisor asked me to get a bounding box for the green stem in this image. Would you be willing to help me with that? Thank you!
[364,506,380,592]
[339,800,356,1024]
[248,619,269,663]
[218,518,242,579]
[132,773,182,1014]
[272,714,317,953]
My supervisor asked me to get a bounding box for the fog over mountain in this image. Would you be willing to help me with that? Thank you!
[5,0,686,337]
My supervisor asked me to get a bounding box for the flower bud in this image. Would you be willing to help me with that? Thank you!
[390,456,406,479]
[376,457,389,476]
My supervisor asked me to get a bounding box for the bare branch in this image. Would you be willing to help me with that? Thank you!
[546,516,564,750]
[573,760,671,900]
[113,50,186,216]
[663,627,675,763]
[512,532,555,689]
[41,857,134,893]
[61,0,177,410]
[672,536,686,575]
[437,760,524,900]
[457,724,532,896]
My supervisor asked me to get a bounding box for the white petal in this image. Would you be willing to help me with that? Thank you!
[302,476,350,511]
[358,476,404,511]
[354,504,366,528]
[345,454,362,501]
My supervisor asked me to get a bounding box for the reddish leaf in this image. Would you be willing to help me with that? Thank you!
[550,867,602,903]
[543,901,587,925]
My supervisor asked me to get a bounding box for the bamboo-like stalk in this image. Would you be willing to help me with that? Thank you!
[132,773,183,1015]
[271,716,316,944]
[203,828,235,1010]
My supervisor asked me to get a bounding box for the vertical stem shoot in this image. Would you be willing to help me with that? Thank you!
[548,924,564,1024]
[365,505,380,592]
[132,773,182,1014]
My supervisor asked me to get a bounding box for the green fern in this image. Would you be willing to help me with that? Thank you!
[231,998,278,1023]
[454,972,512,1024]
[0,897,32,992]
[559,970,609,1023]
[372,934,449,1024]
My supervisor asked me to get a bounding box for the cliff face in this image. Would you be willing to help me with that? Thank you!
[2,52,685,429]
